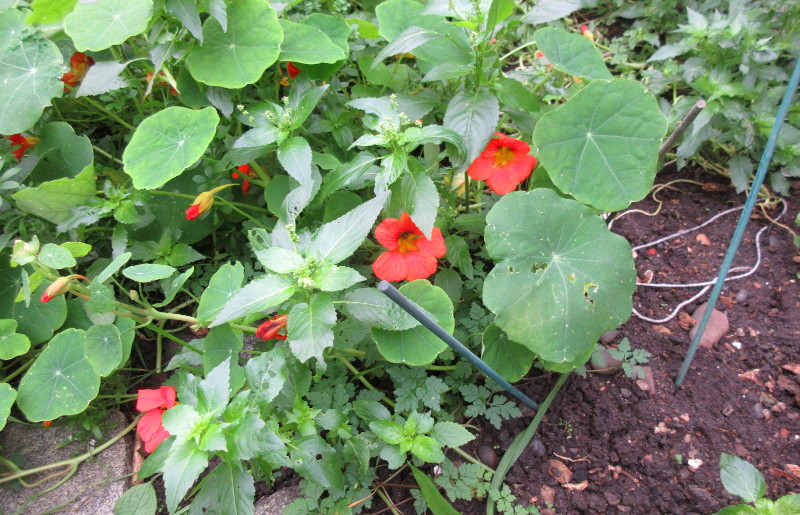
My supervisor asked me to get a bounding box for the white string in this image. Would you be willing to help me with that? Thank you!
[615,200,787,324]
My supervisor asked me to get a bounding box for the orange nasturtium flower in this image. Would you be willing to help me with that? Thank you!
[287,61,301,79]
[580,24,595,42]
[41,274,87,303]
[256,314,289,341]
[372,213,446,282]
[61,52,95,91]
[185,184,236,220]
[7,134,40,161]
[466,133,538,195]
[136,386,177,453]
[231,164,256,195]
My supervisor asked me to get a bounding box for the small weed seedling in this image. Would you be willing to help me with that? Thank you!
[609,338,651,380]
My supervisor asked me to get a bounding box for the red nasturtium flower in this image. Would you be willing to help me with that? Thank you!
[256,314,289,341]
[7,134,40,160]
[231,164,256,195]
[466,133,538,195]
[185,184,236,220]
[61,52,95,91]
[372,213,446,282]
[136,386,177,453]
[287,61,301,79]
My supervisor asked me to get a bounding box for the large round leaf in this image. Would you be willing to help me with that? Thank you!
[0,319,31,360]
[278,19,346,64]
[481,323,535,382]
[28,122,94,184]
[64,0,153,51]
[84,324,122,377]
[0,383,15,431]
[0,257,67,345]
[533,27,612,81]
[0,11,63,134]
[483,189,636,366]
[123,106,219,190]
[532,79,667,211]
[372,280,453,366]
[17,328,100,421]
[186,0,282,88]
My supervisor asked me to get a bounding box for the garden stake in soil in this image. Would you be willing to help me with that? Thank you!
[377,281,539,411]
[658,99,706,160]
[675,55,800,388]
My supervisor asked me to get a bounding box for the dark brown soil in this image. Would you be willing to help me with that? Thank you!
[452,172,800,515]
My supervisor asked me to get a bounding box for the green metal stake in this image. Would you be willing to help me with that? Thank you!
[378,281,539,410]
[675,56,800,388]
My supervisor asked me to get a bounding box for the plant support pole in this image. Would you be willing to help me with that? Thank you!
[378,281,539,410]
[659,99,706,159]
[675,56,800,388]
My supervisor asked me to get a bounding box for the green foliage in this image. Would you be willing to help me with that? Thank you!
[435,460,493,502]
[607,337,651,379]
[459,383,522,429]
[716,453,800,515]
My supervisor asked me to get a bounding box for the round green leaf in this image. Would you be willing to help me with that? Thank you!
[483,189,636,366]
[28,121,94,184]
[17,328,100,421]
[0,265,67,344]
[0,382,15,431]
[481,323,535,382]
[533,27,612,81]
[122,264,176,283]
[372,280,454,366]
[64,0,153,51]
[27,0,79,25]
[186,0,282,88]
[0,19,63,134]
[0,319,31,360]
[85,324,122,377]
[532,79,667,211]
[38,243,76,269]
[278,19,346,64]
[123,107,219,190]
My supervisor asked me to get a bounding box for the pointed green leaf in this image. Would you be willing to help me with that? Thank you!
[187,0,282,88]
[94,252,132,283]
[308,191,389,265]
[483,189,636,365]
[410,435,445,463]
[12,165,96,225]
[123,106,219,190]
[291,436,344,490]
[343,287,422,330]
[288,293,337,363]
[0,20,63,133]
[113,483,157,515]
[255,247,305,274]
[85,324,122,376]
[312,265,365,292]
[166,0,202,42]
[443,87,499,166]
[190,462,254,515]
[720,453,766,503]
[372,280,453,366]
[17,328,100,421]
[197,262,244,325]
[370,420,405,444]
[27,0,78,25]
[64,0,153,51]
[430,421,475,448]
[204,324,244,392]
[278,19,346,64]
[533,27,612,81]
[198,358,231,414]
[401,171,439,240]
[410,465,461,515]
[122,264,176,283]
[532,79,667,211]
[154,267,194,308]
[0,319,30,360]
[245,347,288,406]
[481,323,535,382]
[0,383,16,432]
[317,153,379,200]
[277,136,313,184]
[211,274,295,327]
[372,26,443,67]
[163,438,209,513]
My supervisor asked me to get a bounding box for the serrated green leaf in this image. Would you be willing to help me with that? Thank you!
[85,324,122,376]
[534,27,612,81]
[210,274,295,327]
[64,0,153,51]
[343,287,421,330]
[166,0,202,43]
[190,462,254,515]
[0,319,30,360]
[278,136,313,184]
[288,293,337,363]
[411,435,445,463]
[401,171,439,240]
[114,483,157,515]
[444,235,473,279]
[312,265,365,292]
[443,87,499,166]
[122,264,176,283]
[197,262,244,325]
[38,243,76,269]
[317,153,379,200]
[290,436,344,490]
[198,358,231,414]
[430,421,475,448]
[163,438,209,513]
[123,107,219,190]
[154,267,194,307]
[187,0,282,88]
[373,26,443,67]
[483,190,636,366]
[0,383,17,432]
[372,280,453,366]
[203,324,244,393]
[278,19,346,64]
[245,347,287,406]
[308,191,389,265]
[17,328,100,421]
[370,420,405,444]
[12,165,96,226]
[532,79,667,210]
[720,453,766,503]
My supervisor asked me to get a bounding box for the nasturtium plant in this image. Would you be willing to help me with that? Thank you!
[483,189,636,367]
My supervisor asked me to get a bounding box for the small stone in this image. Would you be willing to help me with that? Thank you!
[695,233,711,246]
[540,485,556,506]
[735,290,749,303]
[679,413,690,423]
[722,404,734,417]
[604,491,620,506]
[529,438,546,457]
[753,403,764,419]
[620,388,632,399]
[678,312,696,330]
[732,341,742,350]
[737,327,746,337]
[600,330,620,344]
[652,324,672,335]
[687,458,703,470]
[768,235,780,252]
[689,303,730,349]
[478,445,499,468]
[635,366,655,395]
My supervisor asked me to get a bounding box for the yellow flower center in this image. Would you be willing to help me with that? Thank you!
[397,232,420,254]
[493,146,515,167]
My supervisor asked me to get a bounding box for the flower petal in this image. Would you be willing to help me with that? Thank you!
[485,169,521,195]
[403,251,438,280]
[374,217,404,250]
[143,425,170,453]
[137,389,168,412]
[137,409,163,442]
[372,251,408,281]
[466,156,494,181]
[159,386,177,409]
[415,228,446,258]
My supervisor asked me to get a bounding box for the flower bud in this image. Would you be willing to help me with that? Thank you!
[580,24,595,42]
[40,277,72,303]
[129,289,139,301]
[185,184,236,220]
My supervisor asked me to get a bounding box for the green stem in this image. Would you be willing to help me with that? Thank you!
[80,97,136,131]
[336,356,395,408]
[376,487,403,515]
[217,199,269,229]
[92,145,124,165]
[148,190,271,213]
[156,320,165,373]
[0,415,141,485]
[146,323,203,354]
[486,373,569,515]
[230,323,256,334]
[3,358,35,383]
[499,41,537,61]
